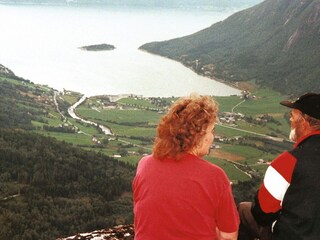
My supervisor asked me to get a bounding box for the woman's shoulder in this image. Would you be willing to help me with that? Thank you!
[186,154,227,175]
[184,155,231,189]
[204,160,227,177]
[137,154,153,166]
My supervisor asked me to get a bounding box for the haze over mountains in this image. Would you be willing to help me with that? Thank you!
[2,0,263,8]
[140,0,320,96]
[2,0,318,96]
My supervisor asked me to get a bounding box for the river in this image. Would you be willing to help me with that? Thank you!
[67,95,113,135]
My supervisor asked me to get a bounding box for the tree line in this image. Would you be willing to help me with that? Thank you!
[0,128,136,240]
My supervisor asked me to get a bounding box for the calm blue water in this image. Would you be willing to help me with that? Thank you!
[0,4,247,97]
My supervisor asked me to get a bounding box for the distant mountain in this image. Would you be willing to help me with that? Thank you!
[140,0,320,96]
[1,0,263,9]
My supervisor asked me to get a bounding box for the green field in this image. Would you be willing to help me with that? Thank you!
[28,86,292,182]
[77,107,161,125]
[216,88,288,114]
[206,157,251,182]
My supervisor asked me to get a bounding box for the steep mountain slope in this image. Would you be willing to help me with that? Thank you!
[0,74,135,240]
[140,0,320,95]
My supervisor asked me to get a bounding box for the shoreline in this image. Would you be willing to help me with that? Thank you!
[138,48,246,94]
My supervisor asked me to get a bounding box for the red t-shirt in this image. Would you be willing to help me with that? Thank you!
[133,154,239,240]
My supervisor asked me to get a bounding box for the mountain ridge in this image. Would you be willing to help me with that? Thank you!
[139,0,320,96]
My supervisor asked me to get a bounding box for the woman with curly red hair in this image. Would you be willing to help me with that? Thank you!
[133,94,239,240]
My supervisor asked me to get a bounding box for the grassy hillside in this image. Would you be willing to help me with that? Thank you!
[0,72,135,239]
[0,70,292,174]
[140,0,320,95]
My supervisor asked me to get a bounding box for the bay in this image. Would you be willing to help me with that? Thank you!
[0,4,243,97]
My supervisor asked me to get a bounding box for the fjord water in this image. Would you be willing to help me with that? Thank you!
[0,4,243,97]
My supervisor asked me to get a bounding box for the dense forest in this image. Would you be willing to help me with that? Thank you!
[0,129,135,239]
[140,0,320,96]
[0,72,136,239]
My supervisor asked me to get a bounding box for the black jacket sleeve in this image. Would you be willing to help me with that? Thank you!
[251,192,280,226]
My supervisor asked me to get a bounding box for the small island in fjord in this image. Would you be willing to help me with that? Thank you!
[79,43,116,51]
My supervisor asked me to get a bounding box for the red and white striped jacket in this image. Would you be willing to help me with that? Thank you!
[252,130,320,239]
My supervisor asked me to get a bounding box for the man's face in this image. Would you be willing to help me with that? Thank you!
[289,109,304,142]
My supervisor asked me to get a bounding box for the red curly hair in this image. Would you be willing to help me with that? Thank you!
[153,94,218,160]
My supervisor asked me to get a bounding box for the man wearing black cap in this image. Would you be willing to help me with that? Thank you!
[238,93,320,240]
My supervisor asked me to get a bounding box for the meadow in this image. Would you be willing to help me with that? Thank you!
[33,85,292,182]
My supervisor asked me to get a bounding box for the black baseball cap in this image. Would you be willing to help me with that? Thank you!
[280,93,320,120]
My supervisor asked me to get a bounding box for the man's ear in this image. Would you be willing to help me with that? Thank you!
[301,117,307,127]
[302,117,312,131]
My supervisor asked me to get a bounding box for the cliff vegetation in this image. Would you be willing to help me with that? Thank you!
[140,0,320,96]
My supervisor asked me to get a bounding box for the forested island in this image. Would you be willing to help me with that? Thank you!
[79,44,115,51]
